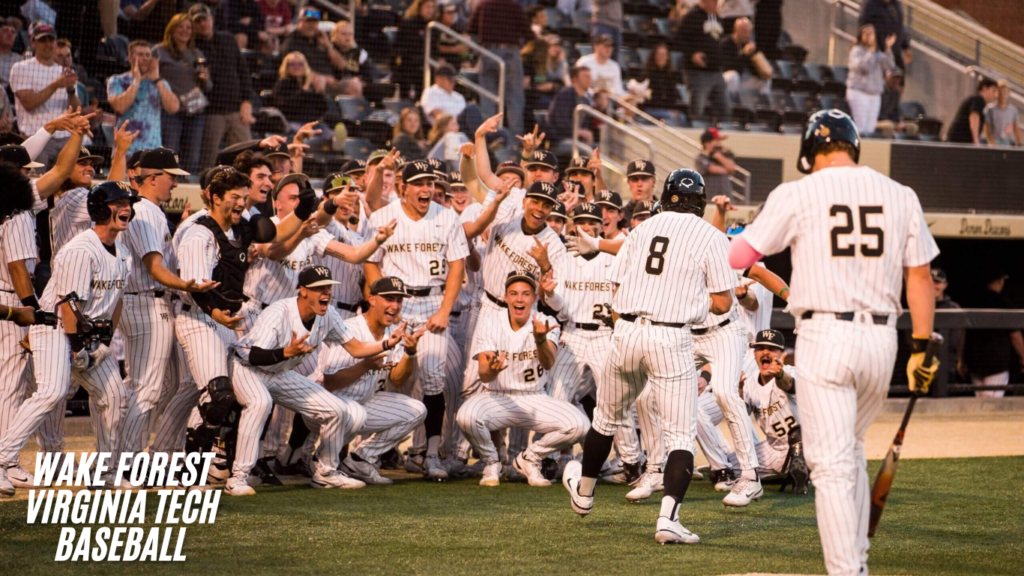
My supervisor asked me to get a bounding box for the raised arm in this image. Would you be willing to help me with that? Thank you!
[325,220,395,263]
[474,114,506,194]
[364,148,400,212]
[35,127,88,199]
[463,182,511,239]
[459,142,484,203]
[107,121,139,184]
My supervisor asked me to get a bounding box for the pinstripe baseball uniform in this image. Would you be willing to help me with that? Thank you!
[727,366,800,476]
[120,197,176,457]
[637,384,732,471]
[0,230,131,470]
[456,310,588,465]
[320,221,366,319]
[49,187,91,256]
[738,165,939,576]
[230,298,358,480]
[314,315,426,465]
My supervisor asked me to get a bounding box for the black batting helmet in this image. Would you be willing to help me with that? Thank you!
[798,109,860,174]
[87,181,139,222]
[661,169,706,217]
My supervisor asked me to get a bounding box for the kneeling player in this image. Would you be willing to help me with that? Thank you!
[456,271,589,488]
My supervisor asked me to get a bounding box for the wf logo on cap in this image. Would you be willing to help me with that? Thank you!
[533,152,545,160]
[634,159,647,170]
[413,161,429,171]
[541,183,555,194]
[313,266,330,277]
[761,330,774,340]
[393,278,404,290]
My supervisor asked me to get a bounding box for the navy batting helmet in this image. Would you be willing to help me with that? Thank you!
[798,109,860,174]
[87,181,139,222]
[661,169,706,217]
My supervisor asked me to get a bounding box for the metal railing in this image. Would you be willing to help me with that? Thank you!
[298,0,354,23]
[610,95,753,202]
[424,22,505,118]
[572,104,656,190]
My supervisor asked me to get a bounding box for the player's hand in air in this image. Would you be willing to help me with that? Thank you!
[475,113,502,140]
[532,315,553,341]
[765,352,787,380]
[211,308,245,329]
[566,227,599,256]
[384,322,407,351]
[587,148,603,173]
[529,237,552,271]
[182,278,221,293]
[486,350,508,374]
[540,270,557,294]
[712,195,735,215]
[517,124,545,155]
[283,331,315,358]
[375,219,397,244]
[459,142,475,159]
[259,134,288,150]
[493,180,513,204]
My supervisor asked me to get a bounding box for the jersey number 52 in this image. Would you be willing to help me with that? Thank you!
[830,205,884,258]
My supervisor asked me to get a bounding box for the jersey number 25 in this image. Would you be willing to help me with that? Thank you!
[830,205,884,258]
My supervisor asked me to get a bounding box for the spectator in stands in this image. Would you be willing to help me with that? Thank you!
[523,35,567,114]
[547,65,593,145]
[592,0,623,59]
[719,0,755,35]
[271,51,329,127]
[153,13,211,174]
[434,3,469,68]
[281,8,343,92]
[846,24,898,136]
[959,271,1024,398]
[859,0,911,71]
[108,40,181,153]
[641,43,682,122]
[427,112,468,161]
[695,128,736,198]
[10,22,79,167]
[667,0,693,33]
[576,34,624,96]
[54,39,92,113]
[0,19,22,86]
[527,6,548,38]
[192,3,255,169]
[947,78,998,145]
[468,0,532,136]
[393,107,427,159]
[331,20,376,87]
[121,0,179,44]
[420,64,466,121]
[679,0,731,122]
[394,0,436,101]
[258,0,293,37]
[721,17,771,98]
[876,70,918,138]
[984,80,1021,147]
[228,0,265,51]
[754,0,783,61]
[932,268,963,385]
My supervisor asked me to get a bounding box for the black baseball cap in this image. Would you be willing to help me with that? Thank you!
[77,148,105,165]
[448,171,466,190]
[199,165,232,190]
[594,190,622,210]
[370,276,410,297]
[572,202,602,222]
[30,22,55,41]
[434,171,451,194]
[627,159,655,178]
[496,161,525,180]
[0,145,43,169]
[139,147,188,175]
[549,201,567,220]
[931,268,948,283]
[523,150,557,170]
[525,181,559,204]
[367,149,390,166]
[505,270,537,290]
[298,265,341,289]
[566,156,592,176]
[427,157,447,178]
[631,200,657,219]
[402,160,437,183]
[341,159,367,176]
[565,179,586,199]
[264,143,291,160]
[751,329,786,350]
[188,3,212,20]
[435,64,457,79]
[127,148,149,170]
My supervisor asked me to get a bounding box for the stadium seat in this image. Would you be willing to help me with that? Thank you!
[780,124,805,134]
[619,47,640,70]
[823,66,848,96]
[670,51,685,71]
[337,96,371,121]
[900,101,927,121]
[795,65,825,94]
[772,60,795,92]
[545,8,569,31]
[747,123,777,133]
[577,43,594,57]
[654,18,674,38]
[354,120,392,148]
[818,95,852,116]
[382,99,415,115]
[624,14,650,33]
[917,117,944,139]
[718,121,744,132]
[343,137,374,161]
[778,44,809,64]
[637,47,651,65]
[570,10,592,31]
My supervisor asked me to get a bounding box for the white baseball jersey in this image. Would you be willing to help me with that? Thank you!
[739,166,939,315]
[49,187,91,256]
[553,252,616,326]
[317,315,407,404]
[233,297,354,374]
[0,211,38,291]
[740,279,774,341]
[123,197,172,293]
[320,220,366,306]
[457,203,486,309]
[609,212,736,324]
[244,217,333,305]
[742,366,799,452]
[470,311,560,393]
[483,218,566,302]
[168,208,208,279]
[367,200,469,287]
[40,229,130,320]
[175,223,228,308]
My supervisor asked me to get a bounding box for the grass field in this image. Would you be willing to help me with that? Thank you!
[1,456,1021,576]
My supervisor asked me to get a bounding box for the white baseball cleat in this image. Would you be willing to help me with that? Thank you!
[562,460,593,516]
[723,477,763,507]
[0,467,15,496]
[423,455,449,481]
[711,469,736,492]
[691,469,704,481]
[7,465,35,489]
[479,462,502,487]
[341,456,393,485]
[625,469,664,503]
[311,469,366,489]
[654,517,700,545]
[104,474,137,490]
[513,453,551,487]
[225,477,256,496]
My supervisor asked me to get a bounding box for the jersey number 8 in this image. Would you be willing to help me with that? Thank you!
[524,366,545,382]
[644,236,671,275]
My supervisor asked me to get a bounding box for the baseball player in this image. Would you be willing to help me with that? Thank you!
[729,109,939,576]
[594,190,626,239]
[628,200,657,229]
[232,151,274,218]
[0,181,137,495]
[564,152,608,201]
[364,160,469,480]
[622,159,657,223]
[319,174,369,319]
[545,201,568,238]
[457,270,588,487]
[49,145,122,256]
[315,277,428,485]
[228,266,407,494]
[562,168,736,545]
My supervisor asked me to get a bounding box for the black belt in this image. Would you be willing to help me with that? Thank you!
[406,287,436,297]
[261,302,271,310]
[801,311,890,325]
[181,304,192,312]
[0,289,15,294]
[127,290,166,298]
[619,313,686,329]
[450,310,461,318]
[691,318,731,336]
[335,301,360,312]
[485,291,507,308]
[574,322,603,331]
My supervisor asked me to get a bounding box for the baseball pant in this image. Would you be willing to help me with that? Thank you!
[972,371,1009,398]
[456,389,589,465]
[0,312,64,454]
[638,385,735,471]
[794,316,896,576]
[151,341,199,455]
[401,293,452,397]
[726,441,788,477]
[346,391,426,465]
[120,293,175,457]
[260,351,319,460]
[0,325,128,468]
[231,359,362,479]
[694,321,759,475]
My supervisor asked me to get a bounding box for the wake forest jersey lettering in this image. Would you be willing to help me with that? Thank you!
[40,229,130,319]
[470,311,561,393]
[368,200,469,287]
[553,252,615,327]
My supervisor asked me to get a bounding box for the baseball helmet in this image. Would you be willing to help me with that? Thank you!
[798,109,860,174]
[87,180,139,222]
[661,169,706,217]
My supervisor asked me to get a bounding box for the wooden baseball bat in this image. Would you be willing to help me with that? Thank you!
[867,333,942,538]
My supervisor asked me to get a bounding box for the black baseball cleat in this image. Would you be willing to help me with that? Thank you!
[379,448,404,470]
[252,457,283,486]
[623,461,646,486]
[788,448,810,495]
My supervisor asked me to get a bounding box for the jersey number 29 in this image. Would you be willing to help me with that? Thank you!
[644,236,671,275]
